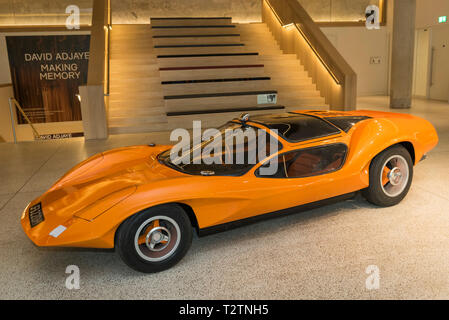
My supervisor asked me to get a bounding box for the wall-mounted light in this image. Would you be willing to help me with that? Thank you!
[76,94,81,102]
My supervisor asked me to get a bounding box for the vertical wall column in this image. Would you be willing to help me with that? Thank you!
[80,0,109,140]
[390,0,416,109]
[0,85,15,143]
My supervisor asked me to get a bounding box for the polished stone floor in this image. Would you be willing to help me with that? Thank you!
[0,96,448,299]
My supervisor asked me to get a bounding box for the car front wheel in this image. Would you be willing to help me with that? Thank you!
[116,204,193,273]
[362,145,414,207]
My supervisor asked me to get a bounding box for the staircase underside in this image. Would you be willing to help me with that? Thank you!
[108,19,328,134]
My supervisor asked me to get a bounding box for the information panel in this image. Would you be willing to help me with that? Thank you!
[6,35,90,124]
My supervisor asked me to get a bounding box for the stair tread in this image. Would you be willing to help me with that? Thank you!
[164,90,277,100]
[167,105,284,116]
[109,125,170,135]
[108,22,325,135]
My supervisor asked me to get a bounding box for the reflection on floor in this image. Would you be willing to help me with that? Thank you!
[0,96,448,299]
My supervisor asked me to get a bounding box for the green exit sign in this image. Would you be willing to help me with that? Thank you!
[439,16,447,23]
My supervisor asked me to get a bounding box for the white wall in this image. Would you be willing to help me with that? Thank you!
[315,0,449,98]
[416,0,449,28]
[322,26,390,96]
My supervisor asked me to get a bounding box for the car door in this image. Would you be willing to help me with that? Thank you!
[238,143,351,219]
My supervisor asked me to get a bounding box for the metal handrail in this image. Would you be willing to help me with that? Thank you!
[292,22,340,85]
[265,0,350,85]
[8,98,41,143]
[263,0,357,110]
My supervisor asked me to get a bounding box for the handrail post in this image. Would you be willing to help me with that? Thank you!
[9,98,41,140]
[8,98,17,144]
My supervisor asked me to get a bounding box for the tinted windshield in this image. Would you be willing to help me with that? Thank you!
[251,113,341,142]
[159,122,282,176]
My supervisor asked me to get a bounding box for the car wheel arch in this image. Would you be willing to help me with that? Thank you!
[351,120,416,170]
[359,141,415,185]
[113,202,199,248]
[363,141,416,179]
[398,141,416,165]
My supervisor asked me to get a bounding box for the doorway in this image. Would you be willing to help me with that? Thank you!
[429,24,449,102]
[413,25,449,102]
[413,28,431,98]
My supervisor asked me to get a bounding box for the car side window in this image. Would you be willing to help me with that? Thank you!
[256,144,348,178]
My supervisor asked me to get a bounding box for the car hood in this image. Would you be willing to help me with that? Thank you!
[36,145,181,222]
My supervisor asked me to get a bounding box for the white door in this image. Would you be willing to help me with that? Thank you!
[413,28,431,98]
[429,24,449,102]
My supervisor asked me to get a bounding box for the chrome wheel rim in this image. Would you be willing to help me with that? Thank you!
[380,155,409,197]
[134,216,181,262]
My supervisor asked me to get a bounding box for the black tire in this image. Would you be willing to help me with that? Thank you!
[116,204,193,273]
[362,145,413,207]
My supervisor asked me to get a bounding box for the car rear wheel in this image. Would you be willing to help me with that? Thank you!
[362,145,413,207]
[116,205,192,273]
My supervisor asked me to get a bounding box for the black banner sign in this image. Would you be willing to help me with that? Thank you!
[36,132,85,140]
[6,35,90,124]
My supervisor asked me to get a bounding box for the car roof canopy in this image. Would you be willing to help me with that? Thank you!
[250,112,341,143]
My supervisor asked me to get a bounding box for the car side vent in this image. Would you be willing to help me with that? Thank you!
[325,116,371,133]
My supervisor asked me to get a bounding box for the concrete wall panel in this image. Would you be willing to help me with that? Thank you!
[111,0,261,24]
[0,0,93,26]
[298,0,380,22]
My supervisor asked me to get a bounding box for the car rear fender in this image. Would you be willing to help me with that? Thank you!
[347,119,417,184]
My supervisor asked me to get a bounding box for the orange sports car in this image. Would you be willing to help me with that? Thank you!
[21,110,438,273]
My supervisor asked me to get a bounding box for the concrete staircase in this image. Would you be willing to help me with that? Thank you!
[108,19,328,133]
[109,25,168,134]
[238,23,326,109]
